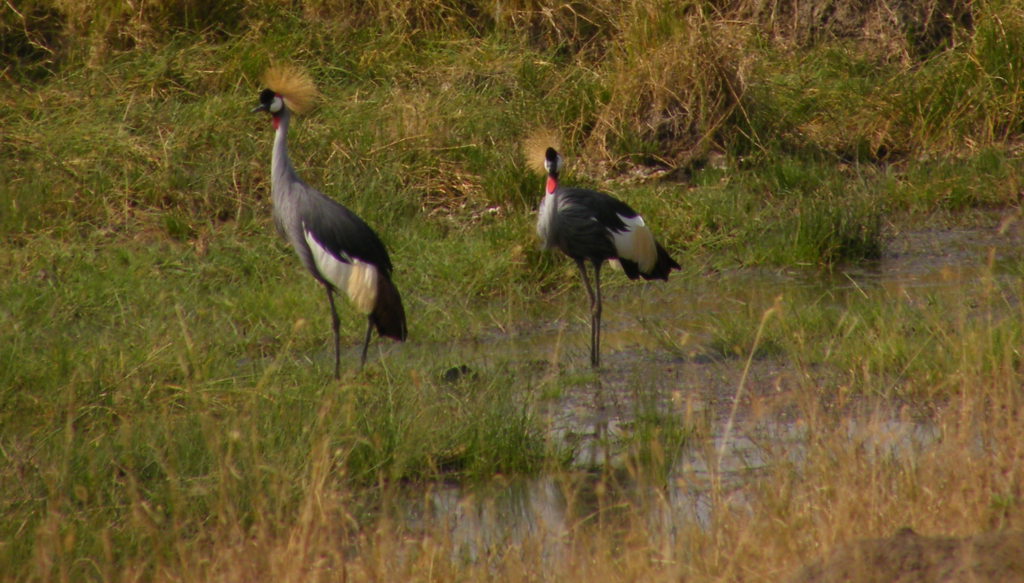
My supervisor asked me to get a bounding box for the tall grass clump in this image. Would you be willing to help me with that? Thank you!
[586,2,747,166]
[740,0,1024,164]
[899,1,1024,148]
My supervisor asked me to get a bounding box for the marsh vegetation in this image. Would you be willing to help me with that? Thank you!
[3,0,1024,580]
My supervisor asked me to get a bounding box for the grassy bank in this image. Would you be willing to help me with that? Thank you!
[3,0,1024,580]
[4,259,1024,580]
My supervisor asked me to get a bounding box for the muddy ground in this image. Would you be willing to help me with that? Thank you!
[786,528,1024,583]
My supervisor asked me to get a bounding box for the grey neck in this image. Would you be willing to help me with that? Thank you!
[271,108,296,187]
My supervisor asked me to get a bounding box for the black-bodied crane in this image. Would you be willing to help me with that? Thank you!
[252,67,407,378]
[536,147,680,368]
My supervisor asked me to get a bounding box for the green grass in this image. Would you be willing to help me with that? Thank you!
[4,0,1024,580]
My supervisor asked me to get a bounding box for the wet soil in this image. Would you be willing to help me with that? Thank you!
[786,528,1024,583]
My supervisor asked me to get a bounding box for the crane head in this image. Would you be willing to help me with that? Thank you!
[544,147,563,177]
[251,89,284,114]
[257,66,319,115]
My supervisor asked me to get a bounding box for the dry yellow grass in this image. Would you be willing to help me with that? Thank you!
[586,7,750,167]
[20,369,1018,582]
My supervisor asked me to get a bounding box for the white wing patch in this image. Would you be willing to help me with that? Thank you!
[304,229,379,314]
[609,214,656,273]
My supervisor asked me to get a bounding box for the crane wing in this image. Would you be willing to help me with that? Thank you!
[296,187,395,277]
[288,184,399,317]
[559,187,659,273]
[559,187,638,231]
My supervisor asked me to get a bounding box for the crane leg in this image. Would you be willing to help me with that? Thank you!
[325,286,341,380]
[360,315,375,369]
[575,259,599,368]
[593,260,602,368]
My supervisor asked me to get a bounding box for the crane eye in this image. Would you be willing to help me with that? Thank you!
[269,95,284,113]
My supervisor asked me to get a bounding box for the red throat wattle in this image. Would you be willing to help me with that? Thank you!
[546,176,557,195]
[272,116,280,130]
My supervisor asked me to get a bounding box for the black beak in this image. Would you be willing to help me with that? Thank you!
[252,103,268,113]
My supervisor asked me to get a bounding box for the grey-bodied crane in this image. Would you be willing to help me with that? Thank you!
[536,147,680,368]
[252,67,407,378]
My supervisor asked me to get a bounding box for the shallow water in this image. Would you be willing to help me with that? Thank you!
[512,223,1024,453]
[388,414,942,560]
[459,222,1024,365]
[382,221,1023,554]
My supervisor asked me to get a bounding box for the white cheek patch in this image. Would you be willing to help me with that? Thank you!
[609,214,656,273]
[269,95,284,113]
[543,155,563,175]
[305,230,379,314]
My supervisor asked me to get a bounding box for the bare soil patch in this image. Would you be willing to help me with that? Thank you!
[787,528,1024,583]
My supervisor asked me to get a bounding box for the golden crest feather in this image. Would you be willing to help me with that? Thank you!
[261,66,319,115]
[522,127,561,175]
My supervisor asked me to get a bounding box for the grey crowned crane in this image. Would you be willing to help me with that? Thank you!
[252,67,407,378]
[536,147,680,368]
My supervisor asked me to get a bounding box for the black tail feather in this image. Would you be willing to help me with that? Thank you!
[640,242,681,281]
[619,258,642,280]
[373,276,407,341]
